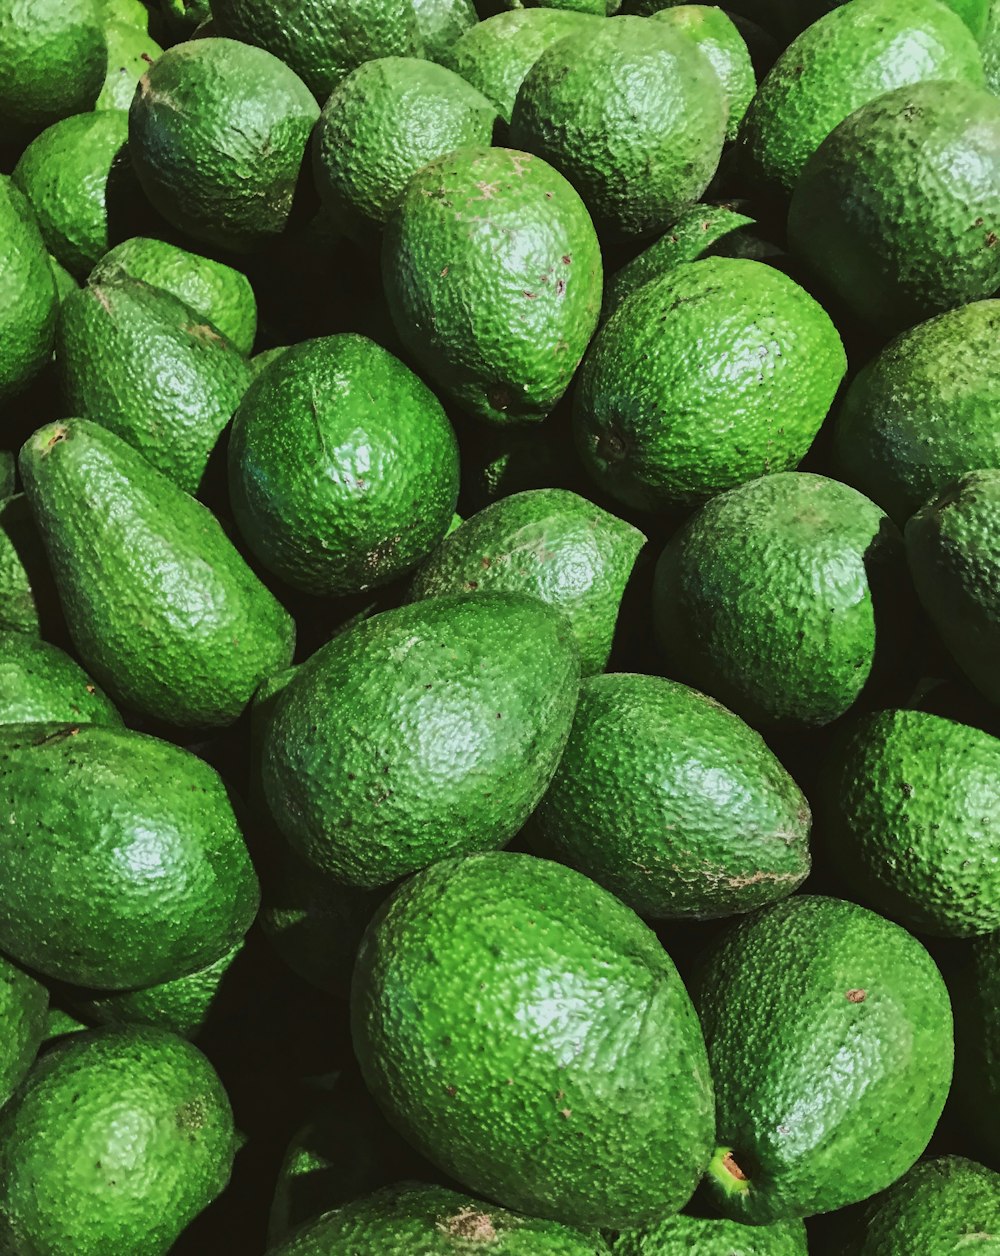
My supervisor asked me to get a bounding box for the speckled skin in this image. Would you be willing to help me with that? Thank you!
[509,17,726,240]
[788,81,1000,333]
[0,180,57,402]
[263,592,580,886]
[0,496,48,635]
[848,1156,1000,1252]
[694,896,953,1223]
[653,473,905,728]
[19,420,295,728]
[738,0,983,199]
[352,852,715,1228]
[443,10,598,123]
[382,145,603,425]
[906,470,1000,705]
[0,1026,236,1256]
[610,1213,808,1256]
[0,721,259,988]
[0,0,105,137]
[57,279,252,493]
[92,237,257,355]
[819,709,1000,937]
[414,0,478,61]
[575,259,845,511]
[96,19,162,112]
[313,57,498,235]
[229,333,460,596]
[531,673,810,919]
[0,631,120,726]
[409,488,645,675]
[0,956,47,1110]
[832,302,1000,524]
[651,7,756,143]
[128,38,320,252]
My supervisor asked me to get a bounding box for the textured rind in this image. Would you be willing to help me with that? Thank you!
[849,1156,1000,1253]
[408,488,646,675]
[0,495,56,637]
[413,0,478,62]
[819,709,1000,937]
[509,17,726,239]
[694,895,954,1223]
[531,673,811,919]
[651,6,756,142]
[905,469,1000,704]
[0,1026,235,1256]
[0,956,48,1111]
[262,592,581,887]
[610,1212,808,1256]
[57,279,252,493]
[0,722,259,989]
[574,258,846,512]
[0,179,57,402]
[652,472,904,728]
[128,38,320,251]
[832,301,1000,523]
[19,420,295,729]
[737,0,984,198]
[270,1183,610,1254]
[12,111,129,279]
[0,0,105,135]
[0,631,121,726]
[228,333,460,596]
[313,57,498,233]
[382,146,602,425]
[788,81,1000,333]
[96,19,163,112]
[351,852,715,1228]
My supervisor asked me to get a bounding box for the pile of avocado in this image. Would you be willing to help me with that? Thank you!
[3,0,1000,1251]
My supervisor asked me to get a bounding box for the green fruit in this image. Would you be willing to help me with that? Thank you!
[263,593,580,887]
[19,419,295,728]
[269,1182,610,1254]
[0,0,106,138]
[509,16,726,239]
[832,301,1000,523]
[96,19,162,111]
[953,932,1000,1160]
[737,0,984,198]
[653,472,906,728]
[0,1025,235,1256]
[12,110,129,280]
[313,57,498,236]
[0,180,58,403]
[128,38,320,252]
[409,488,645,675]
[0,631,120,726]
[0,957,47,1111]
[574,259,846,511]
[531,673,811,918]
[694,895,953,1223]
[382,145,602,425]
[443,9,598,123]
[611,1213,808,1255]
[98,0,151,31]
[352,851,715,1227]
[650,5,756,142]
[414,0,478,61]
[788,80,1000,333]
[229,333,459,596]
[0,496,56,637]
[848,1156,1000,1253]
[57,278,252,493]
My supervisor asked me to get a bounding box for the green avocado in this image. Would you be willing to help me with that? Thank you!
[953,931,1000,1161]
[0,631,120,726]
[0,179,58,404]
[413,0,478,61]
[352,851,715,1228]
[0,496,58,637]
[0,956,48,1112]
[95,18,162,112]
[610,1212,808,1255]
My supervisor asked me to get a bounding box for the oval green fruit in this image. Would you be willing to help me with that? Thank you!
[96,18,162,112]
[0,0,105,137]
[0,631,120,726]
[0,956,48,1112]
[0,180,58,403]
[611,1213,808,1256]
[651,5,756,143]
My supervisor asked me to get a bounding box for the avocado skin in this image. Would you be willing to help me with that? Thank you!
[19,419,295,729]
[0,631,120,726]
[0,722,259,989]
[0,956,48,1112]
[0,496,53,637]
[0,178,57,403]
[610,1212,808,1255]
[352,851,715,1228]
[693,895,953,1223]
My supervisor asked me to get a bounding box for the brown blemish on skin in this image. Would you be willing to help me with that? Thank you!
[42,426,70,453]
[32,725,79,747]
[722,1151,747,1181]
[846,989,867,1003]
[441,1209,497,1242]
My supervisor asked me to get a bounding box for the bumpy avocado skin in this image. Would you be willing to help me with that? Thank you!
[0,956,48,1111]
[610,1212,808,1255]
[0,631,120,726]
[0,179,58,403]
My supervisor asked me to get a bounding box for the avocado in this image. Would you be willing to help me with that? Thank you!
[352,851,715,1228]
[0,631,120,726]
[262,592,580,887]
[95,18,162,112]
[0,496,58,638]
[413,0,478,61]
[0,1025,236,1256]
[0,721,259,989]
[382,145,602,425]
[0,179,58,403]
[19,420,295,728]
[953,931,1000,1161]
[694,895,953,1223]
[610,1213,808,1255]
[712,0,989,43]
[0,956,48,1111]
[408,488,645,675]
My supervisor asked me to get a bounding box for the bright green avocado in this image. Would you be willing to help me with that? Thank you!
[0,496,57,637]
[694,895,953,1223]
[0,631,120,726]
[96,18,162,111]
[0,721,259,989]
[0,179,58,403]
[610,1213,808,1255]
[19,420,295,728]
[352,851,715,1228]
[413,0,477,61]
[0,1026,236,1256]
[263,592,580,886]
[0,956,48,1111]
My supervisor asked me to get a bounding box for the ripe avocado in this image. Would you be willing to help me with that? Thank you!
[413,0,477,61]
[0,956,47,1111]
[0,631,120,726]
